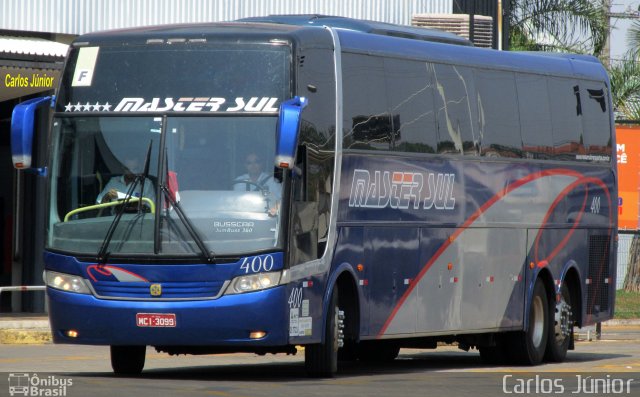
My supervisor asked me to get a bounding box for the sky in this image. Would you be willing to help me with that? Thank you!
[611,0,638,62]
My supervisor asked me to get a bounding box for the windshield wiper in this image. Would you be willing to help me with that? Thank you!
[96,143,153,264]
[160,151,216,263]
[137,141,153,213]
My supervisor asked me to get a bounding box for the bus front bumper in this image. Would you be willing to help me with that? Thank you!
[47,285,289,346]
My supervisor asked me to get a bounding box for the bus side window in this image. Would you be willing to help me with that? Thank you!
[292,145,307,202]
[342,53,392,150]
[383,58,437,154]
[547,77,585,160]
[475,70,522,158]
[290,145,318,264]
[580,84,611,159]
[432,63,479,155]
[517,73,554,159]
[293,49,335,260]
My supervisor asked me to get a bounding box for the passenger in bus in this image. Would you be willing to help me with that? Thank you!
[233,152,281,215]
[96,156,156,205]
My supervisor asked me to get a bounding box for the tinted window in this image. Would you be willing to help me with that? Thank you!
[516,73,554,159]
[579,83,611,161]
[297,49,336,151]
[343,53,391,150]
[58,44,291,112]
[475,70,522,158]
[432,63,479,155]
[384,58,437,153]
[547,77,584,159]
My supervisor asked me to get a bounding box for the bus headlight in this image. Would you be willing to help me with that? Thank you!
[45,271,91,294]
[226,272,281,295]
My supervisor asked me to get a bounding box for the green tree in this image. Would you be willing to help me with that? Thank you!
[610,20,640,121]
[609,53,640,120]
[627,19,640,55]
[509,0,607,55]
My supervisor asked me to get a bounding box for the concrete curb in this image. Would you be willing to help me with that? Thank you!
[0,319,49,329]
[602,319,640,326]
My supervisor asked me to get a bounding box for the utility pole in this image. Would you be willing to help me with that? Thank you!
[603,0,611,68]
[605,7,640,65]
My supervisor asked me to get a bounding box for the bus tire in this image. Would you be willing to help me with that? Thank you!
[544,283,573,362]
[305,288,342,377]
[508,279,549,365]
[110,345,146,375]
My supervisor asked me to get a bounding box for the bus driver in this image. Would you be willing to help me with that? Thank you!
[233,152,281,215]
[97,156,156,205]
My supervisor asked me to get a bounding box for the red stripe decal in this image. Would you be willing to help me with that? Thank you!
[377,168,609,337]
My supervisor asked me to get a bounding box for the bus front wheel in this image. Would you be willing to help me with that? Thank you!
[305,288,343,377]
[110,345,146,375]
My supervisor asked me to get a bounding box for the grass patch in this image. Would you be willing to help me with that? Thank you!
[615,290,640,319]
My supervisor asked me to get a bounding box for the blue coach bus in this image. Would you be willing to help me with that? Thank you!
[11,16,616,376]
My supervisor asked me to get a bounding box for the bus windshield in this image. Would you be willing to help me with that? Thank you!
[48,115,283,257]
[47,42,291,258]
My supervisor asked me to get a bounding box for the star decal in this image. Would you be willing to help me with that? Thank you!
[64,101,113,112]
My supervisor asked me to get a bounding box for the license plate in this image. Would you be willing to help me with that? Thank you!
[136,313,176,328]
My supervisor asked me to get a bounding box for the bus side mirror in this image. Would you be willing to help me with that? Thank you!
[275,96,307,169]
[11,96,53,169]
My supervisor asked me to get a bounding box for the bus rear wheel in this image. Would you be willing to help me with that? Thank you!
[545,283,573,362]
[508,279,549,365]
[110,345,146,375]
[305,288,343,377]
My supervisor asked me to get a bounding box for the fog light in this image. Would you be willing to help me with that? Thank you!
[249,331,267,339]
[66,330,79,338]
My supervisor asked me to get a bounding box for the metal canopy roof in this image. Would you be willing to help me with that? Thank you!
[0,36,68,59]
[0,36,67,102]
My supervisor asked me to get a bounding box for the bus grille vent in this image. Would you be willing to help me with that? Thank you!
[586,235,610,314]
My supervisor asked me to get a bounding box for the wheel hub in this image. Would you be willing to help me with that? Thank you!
[335,309,345,349]
[555,299,573,340]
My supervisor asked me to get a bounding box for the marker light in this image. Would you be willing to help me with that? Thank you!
[249,331,267,339]
[66,330,79,338]
[226,272,281,295]
[45,271,91,294]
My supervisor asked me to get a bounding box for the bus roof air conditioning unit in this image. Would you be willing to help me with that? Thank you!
[412,14,493,48]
